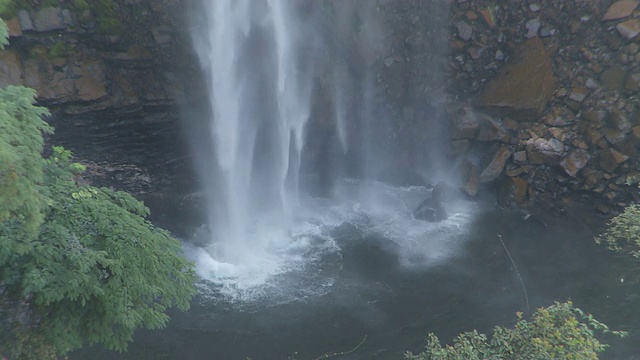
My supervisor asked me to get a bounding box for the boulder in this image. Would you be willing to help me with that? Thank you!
[5,18,22,37]
[602,0,639,21]
[526,138,565,165]
[479,145,512,183]
[0,51,24,87]
[601,66,627,91]
[17,10,34,32]
[599,148,626,172]
[414,182,449,222]
[476,114,511,142]
[33,7,66,32]
[616,19,640,39]
[560,149,589,177]
[463,164,479,197]
[478,37,556,119]
[544,107,576,127]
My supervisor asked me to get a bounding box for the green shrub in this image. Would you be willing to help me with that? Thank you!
[596,201,640,258]
[405,301,625,360]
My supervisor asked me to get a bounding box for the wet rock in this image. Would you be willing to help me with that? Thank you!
[583,110,608,125]
[462,163,479,197]
[625,73,640,92]
[456,21,473,41]
[33,7,66,32]
[75,59,108,102]
[479,145,512,183]
[599,148,626,172]
[17,10,34,32]
[611,148,630,164]
[505,165,525,177]
[414,182,449,222]
[511,177,528,204]
[23,57,75,103]
[451,107,479,139]
[540,27,555,37]
[5,18,22,37]
[544,107,576,127]
[0,51,24,87]
[602,0,640,21]
[480,8,496,29]
[604,129,627,146]
[450,139,470,155]
[476,114,511,142]
[600,66,627,91]
[497,176,528,205]
[478,37,556,119]
[560,149,589,177]
[495,50,505,60]
[525,18,541,38]
[527,138,565,165]
[616,19,640,39]
[513,151,527,162]
[610,110,633,133]
[62,9,77,28]
[569,87,589,102]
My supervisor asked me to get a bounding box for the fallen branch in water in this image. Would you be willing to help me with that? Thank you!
[311,334,368,360]
[498,234,530,314]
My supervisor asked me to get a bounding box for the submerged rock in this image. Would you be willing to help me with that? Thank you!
[414,182,449,222]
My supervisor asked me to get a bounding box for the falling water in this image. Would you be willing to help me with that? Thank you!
[188,0,328,291]
[189,0,462,302]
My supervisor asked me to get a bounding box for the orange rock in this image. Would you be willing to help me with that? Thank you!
[479,37,556,119]
[602,0,639,21]
[616,19,640,39]
[5,17,22,37]
[480,8,496,28]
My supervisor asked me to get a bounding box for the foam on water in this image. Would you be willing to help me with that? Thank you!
[187,180,476,304]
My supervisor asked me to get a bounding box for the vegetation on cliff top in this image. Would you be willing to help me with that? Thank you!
[0,0,123,35]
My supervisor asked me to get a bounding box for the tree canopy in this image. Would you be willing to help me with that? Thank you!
[0,23,196,359]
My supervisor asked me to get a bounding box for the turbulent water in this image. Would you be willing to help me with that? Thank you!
[189,0,454,302]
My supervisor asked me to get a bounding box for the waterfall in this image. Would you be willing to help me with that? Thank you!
[191,0,316,272]
[188,0,457,301]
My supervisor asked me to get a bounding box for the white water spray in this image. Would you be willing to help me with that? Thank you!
[189,0,464,303]
[192,0,316,277]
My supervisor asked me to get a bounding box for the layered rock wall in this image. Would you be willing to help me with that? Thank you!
[0,0,196,114]
[448,0,640,212]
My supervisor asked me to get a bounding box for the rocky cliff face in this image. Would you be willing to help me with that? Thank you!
[2,0,638,214]
[0,0,201,206]
[447,0,640,213]
[1,0,196,112]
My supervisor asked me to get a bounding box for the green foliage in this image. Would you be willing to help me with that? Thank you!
[0,83,196,358]
[596,202,640,259]
[48,41,70,58]
[0,12,8,47]
[0,86,52,261]
[91,0,123,35]
[69,0,90,13]
[0,0,18,19]
[405,301,625,360]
